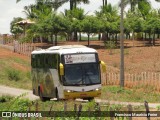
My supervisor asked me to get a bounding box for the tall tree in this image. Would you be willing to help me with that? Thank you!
[70,0,89,10]
[17,0,67,11]
[95,4,119,41]
[82,16,103,46]
[10,17,24,38]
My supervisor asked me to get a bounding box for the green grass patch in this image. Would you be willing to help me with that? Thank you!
[0,54,31,89]
[6,68,21,81]
[101,86,160,103]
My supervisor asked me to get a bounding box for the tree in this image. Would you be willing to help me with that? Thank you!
[143,12,160,45]
[64,8,86,40]
[122,0,150,13]
[10,17,24,39]
[124,10,143,41]
[82,16,103,46]
[95,4,119,41]
[70,0,89,10]
[18,0,67,11]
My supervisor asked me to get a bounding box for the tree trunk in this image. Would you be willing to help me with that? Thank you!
[79,32,81,41]
[157,29,160,39]
[153,33,156,46]
[101,32,106,41]
[98,33,101,40]
[87,34,90,46]
[40,36,43,43]
[145,32,147,40]
[149,33,151,44]
[102,0,104,8]
[55,34,58,46]
[132,31,134,47]
[105,0,107,5]
[74,31,78,41]
[70,0,73,10]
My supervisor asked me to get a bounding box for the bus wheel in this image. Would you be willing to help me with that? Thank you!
[39,89,50,102]
[88,97,94,102]
[56,89,59,101]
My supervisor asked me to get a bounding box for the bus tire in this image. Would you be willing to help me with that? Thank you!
[38,88,50,102]
[56,89,59,101]
[87,97,94,102]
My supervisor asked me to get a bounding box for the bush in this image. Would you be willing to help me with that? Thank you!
[10,99,31,111]
[6,68,21,81]
[26,71,31,80]
[0,95,13,102]
[104,40,116,55]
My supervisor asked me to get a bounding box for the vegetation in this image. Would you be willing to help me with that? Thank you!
[0,48,31,89]
[11,0,160,46]
[101,86,160,103]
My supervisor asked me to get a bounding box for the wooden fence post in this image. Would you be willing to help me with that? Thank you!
[127,104,132,120]
[77,104,82,119]
[64,101,67,112]
[94,103,101,117]
[110,107,114,120]
[35,101,39,120]
[144,101,150,120]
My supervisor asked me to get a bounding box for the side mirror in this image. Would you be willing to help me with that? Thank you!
[59,63,64,76]
[100,61,106,73]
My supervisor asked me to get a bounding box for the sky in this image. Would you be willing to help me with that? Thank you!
[0,0,160,34]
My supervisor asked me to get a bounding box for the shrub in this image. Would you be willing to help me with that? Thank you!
[26,71,31,80]
[104,40,116,55]
[0,95,13,102]
[6,68,21,81]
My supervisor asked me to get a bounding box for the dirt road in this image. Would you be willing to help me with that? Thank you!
[0,85,39,100]
[0,85,160,109]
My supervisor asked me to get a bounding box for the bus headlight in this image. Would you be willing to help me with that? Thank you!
[95,88,101,91]
[64,90,74,93]
[67,90,71,93]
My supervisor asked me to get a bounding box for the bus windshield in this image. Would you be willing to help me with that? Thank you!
[64,64,100,86]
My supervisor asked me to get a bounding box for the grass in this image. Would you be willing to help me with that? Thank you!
[0,54,31,89]
[101,85,160,103]
[1,54,160,103]
[0,94,157,120]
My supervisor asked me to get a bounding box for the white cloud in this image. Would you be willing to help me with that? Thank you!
[0,0,35,34]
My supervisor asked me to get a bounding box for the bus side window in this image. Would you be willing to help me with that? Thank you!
[54,54,58,69]
[37,55,40,68]
[37,54,44,68]
[31,55,36,68]
[45,54,49,68]
[50,54,57,69]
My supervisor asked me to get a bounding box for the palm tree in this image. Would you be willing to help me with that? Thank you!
[102,0,107,9]
[123,0,160,13]
[17,0,67,11]
[70,0,89,10]
[68,0,89,41]
[95,4,119,41]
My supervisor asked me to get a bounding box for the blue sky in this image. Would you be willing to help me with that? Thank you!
[0,0,159,34]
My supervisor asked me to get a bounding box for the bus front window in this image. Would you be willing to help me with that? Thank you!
[64,64,100,86]
[64,65,83,85]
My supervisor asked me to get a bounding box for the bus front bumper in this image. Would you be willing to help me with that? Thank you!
[64,90,101,99]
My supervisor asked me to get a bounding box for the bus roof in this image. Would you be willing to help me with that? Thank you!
[31,45,97,55]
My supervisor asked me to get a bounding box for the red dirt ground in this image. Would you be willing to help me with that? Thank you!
[1,39,160,74]
[0,47,30,72]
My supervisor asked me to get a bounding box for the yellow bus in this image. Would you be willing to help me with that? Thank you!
[31,45,106,101]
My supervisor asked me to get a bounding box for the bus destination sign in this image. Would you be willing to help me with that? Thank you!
[64,54,96,64]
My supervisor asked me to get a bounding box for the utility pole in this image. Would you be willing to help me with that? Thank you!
[120,0,124,87]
